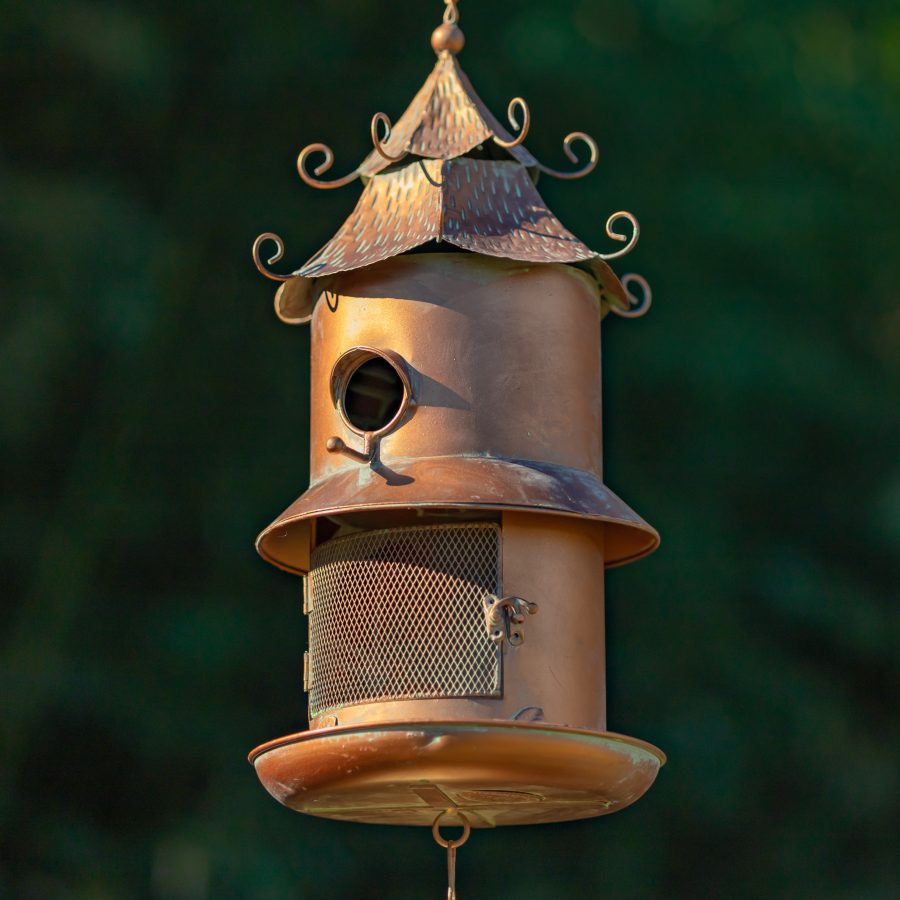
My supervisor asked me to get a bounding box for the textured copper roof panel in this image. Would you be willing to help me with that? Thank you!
[357,55,536,177]
[298,159,592,279]
[441,160,594,262]
[298,161,442,278]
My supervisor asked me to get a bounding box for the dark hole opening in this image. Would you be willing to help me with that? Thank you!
[343,357,405,432]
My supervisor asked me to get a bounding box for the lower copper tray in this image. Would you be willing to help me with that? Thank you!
[250,721,664,827]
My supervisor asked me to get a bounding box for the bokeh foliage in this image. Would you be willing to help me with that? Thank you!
[1,0,898,897]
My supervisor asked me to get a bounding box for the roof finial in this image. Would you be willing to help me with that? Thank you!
[432,0,465,55]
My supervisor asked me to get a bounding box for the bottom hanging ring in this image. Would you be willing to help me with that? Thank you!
[432,808,471,849]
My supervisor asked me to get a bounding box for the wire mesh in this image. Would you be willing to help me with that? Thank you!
[308,523,502,716]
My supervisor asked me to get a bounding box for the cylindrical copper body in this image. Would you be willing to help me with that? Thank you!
[309,254,604,482]
[258,255,657,573]
[251,253,663,826]
[255,254,657,733]
[308,513,606,732]
[249,10,665,828]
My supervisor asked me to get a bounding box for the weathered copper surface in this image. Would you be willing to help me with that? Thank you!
[272,277,321,325]
[249,720,665,828]
[356,54,538,177]
[273,250,636,326]
[301,513,611,731]
[297,159,594,280]
[248,2,663,837]
[312,257,603,477]
[252,4,653,324]
[285,161,639,309]
[256,255,658,574]
[257,455,656,575]
[299,160,441,277]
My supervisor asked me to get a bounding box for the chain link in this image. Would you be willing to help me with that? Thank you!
[444,0,459,25]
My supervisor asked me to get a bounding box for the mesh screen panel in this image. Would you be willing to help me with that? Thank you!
[308,523,501,716]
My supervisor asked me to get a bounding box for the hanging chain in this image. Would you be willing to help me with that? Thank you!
[443,0,460,25]
[432,809,471,899]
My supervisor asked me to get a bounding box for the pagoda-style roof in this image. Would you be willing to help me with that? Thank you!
[253,4,652,325]
[300,159,593,278]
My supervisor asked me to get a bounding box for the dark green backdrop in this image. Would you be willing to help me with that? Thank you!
[2,0,897,897]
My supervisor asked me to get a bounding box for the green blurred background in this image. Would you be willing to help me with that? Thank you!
[2,0,898,897]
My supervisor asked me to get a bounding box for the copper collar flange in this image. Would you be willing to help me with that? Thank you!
[256,455,659,574]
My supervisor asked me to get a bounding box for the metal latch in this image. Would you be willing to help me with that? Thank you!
[483,595,538,646]
[303,651,311,691]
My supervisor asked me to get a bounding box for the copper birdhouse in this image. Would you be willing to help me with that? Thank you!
[249,0,663,878]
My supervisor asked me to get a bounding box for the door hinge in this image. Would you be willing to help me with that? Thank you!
[483,595,538,646]
[302,576,312,614]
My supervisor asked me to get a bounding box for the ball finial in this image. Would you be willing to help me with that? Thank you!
[431,22,465,55]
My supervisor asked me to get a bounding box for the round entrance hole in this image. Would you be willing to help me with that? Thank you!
[332,348,412,436]
[344,357,404,431]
